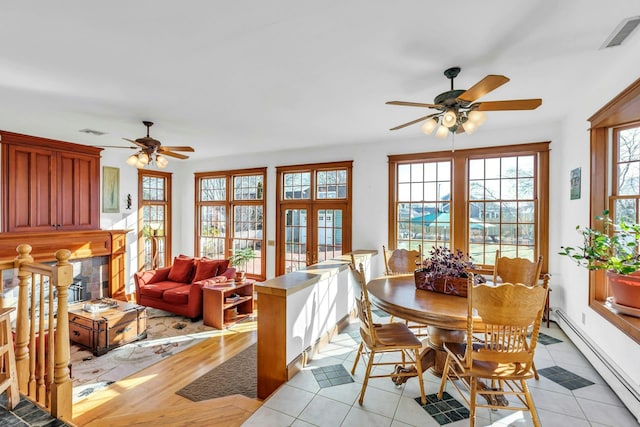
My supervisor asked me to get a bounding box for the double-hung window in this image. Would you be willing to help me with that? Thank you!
[195,168,266,280]
[389,143,549,271]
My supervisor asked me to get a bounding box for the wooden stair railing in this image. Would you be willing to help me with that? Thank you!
[0,244,73,422]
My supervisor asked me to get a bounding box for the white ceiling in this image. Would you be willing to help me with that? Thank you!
[1,1,639,160]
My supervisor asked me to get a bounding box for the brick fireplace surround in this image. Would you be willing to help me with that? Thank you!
[0,229,130,300]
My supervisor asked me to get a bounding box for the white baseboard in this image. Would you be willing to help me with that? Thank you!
[555,309,640,423]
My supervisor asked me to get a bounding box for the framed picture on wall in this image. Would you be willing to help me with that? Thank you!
[570,167,581,200]
[103,166,120,213]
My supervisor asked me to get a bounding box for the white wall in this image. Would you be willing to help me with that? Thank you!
[166,123,555,280]
[551,45,640,416]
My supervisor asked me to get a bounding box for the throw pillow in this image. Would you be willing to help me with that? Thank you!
[192,259,221,283]
[168,257,195,283]
[217,259,230,273]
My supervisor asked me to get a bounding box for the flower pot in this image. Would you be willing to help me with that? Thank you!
[414,270,468,297]
[235,271,246,282]
[607,270,640,310]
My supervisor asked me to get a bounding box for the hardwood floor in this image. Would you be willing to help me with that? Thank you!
[71,318,260,427]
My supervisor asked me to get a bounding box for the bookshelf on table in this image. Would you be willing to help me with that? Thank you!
[202,280,254,329]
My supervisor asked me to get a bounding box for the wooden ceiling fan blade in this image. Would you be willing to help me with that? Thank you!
[474,99,542,111]
[386,101,440,108]
[390,113,440,131]
[457,75,510,103]
[123,138,148,148]
[158,146,195,152]
[159,151,189,159]
[98,145,137,149]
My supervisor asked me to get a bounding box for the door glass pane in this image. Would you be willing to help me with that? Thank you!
[317,209,343,262]
[284,208,307,273]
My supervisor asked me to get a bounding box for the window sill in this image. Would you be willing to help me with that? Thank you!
[591,299,640,344]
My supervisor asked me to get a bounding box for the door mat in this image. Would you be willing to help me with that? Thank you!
[176,343,256,401]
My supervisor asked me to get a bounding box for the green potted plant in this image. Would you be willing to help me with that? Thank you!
[228,247,256,282]
[414,246,485,297]
[559,210,640,311]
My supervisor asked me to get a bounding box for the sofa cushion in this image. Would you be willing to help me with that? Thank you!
[138,280,184,299]
[216,258,231,273]
[163,284,192,305]
[192,259,221,283]
[168,256,195,283]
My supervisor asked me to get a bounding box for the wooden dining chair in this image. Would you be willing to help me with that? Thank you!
[493,250,550,325]
[381,245,427,333]
[437,277,548,427]
[492,251,547,379]
[493,250,543,286]
[382,245,422,276]
[349,262,426,405]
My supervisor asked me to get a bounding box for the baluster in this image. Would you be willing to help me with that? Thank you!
[13,244,33,394]
[50,249,72,420]
[37,273,46,404]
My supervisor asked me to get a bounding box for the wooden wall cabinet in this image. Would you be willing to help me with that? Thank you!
[1,131,102,232]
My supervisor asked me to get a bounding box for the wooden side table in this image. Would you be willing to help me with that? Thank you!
[203,280,254,329]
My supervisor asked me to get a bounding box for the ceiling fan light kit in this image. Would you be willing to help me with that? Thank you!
[387,67,541,138]
[117,121,195,169]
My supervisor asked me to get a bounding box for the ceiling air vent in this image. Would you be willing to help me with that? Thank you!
[601,16,640,48]
[79,128,107,136]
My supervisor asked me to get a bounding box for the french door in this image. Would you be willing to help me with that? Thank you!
[280,203,347,274]
[276,161,352,276]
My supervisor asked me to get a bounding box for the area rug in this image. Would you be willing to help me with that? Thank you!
[176,343,256,401]
[71,308,227,403]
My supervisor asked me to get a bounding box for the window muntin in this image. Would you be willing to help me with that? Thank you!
[614,126,640,225]
[283,172,311,200]
[317,169,348,199]
[389,144,548,271]
[589,76,640,343]
[139,170,171,270]
[234,175,263,200]
[200,177,226,201]
[276,162,352,275]
[468,155,536,265]
[396,161,451,251]
[195,169,266,279]
[199,205,226,259]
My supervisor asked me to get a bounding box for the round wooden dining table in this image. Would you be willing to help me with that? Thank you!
[367,274,478,377]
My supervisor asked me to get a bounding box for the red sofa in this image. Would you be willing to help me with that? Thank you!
[133,255,235,319]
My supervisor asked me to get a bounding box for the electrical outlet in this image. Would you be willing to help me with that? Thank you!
[582,312,586,324]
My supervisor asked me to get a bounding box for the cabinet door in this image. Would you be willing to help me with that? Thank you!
[6,145,58,231]
[57,152,100,229]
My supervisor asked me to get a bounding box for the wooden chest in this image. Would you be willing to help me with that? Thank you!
[68,300,147,356]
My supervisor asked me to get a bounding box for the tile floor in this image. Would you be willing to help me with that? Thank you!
[0,394,70,427]
[243,316,639,427]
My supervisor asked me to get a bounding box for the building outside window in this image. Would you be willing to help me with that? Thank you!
[195,168,266,279]
[388,143,549,270]
[138,170,172,270]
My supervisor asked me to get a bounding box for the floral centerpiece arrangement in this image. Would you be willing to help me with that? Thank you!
[414,246,485,297]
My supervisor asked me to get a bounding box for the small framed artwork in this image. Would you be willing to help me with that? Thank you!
[103,166,120,213]
[570,167,581,200]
